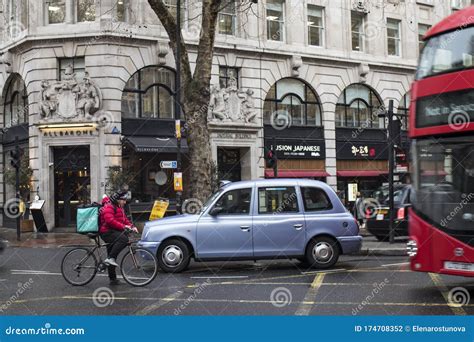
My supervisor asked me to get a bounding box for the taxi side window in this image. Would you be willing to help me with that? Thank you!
[214,188,252,215]
[258,187,299,214]
[301,187,333,211]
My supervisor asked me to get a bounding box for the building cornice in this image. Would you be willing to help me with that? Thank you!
[1,33,417,74]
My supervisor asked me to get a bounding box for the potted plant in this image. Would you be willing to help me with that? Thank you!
[104,165,137,195]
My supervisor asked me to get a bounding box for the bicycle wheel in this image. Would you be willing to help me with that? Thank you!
[61,247,98,286]
[120,248,158,287]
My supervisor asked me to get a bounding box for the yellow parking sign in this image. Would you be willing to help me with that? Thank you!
[174,172,183,192]
[149,199,169,221]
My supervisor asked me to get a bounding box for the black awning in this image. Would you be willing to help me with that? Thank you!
[124,136,188,153]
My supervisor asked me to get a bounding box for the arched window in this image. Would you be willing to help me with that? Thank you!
[335,84,384,128]
[397,92,410,130]
[121,66,176,119]
[3,75,28,127]
[263,78,322,126]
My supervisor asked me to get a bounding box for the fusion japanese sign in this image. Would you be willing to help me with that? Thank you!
[266,140,325,159]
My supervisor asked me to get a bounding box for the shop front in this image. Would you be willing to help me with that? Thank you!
[264,132,327,180]
[32,65,108,231]
[335,133,389,208]
[263,78,327,180]
[53,146,91,227]
[120,65,188,221]
[121,133,188,221]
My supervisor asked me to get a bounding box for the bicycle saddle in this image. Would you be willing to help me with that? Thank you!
[87,233,99,239]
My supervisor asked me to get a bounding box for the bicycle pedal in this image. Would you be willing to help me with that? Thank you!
[98,263,107,272]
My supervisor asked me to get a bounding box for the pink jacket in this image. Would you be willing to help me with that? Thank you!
[99,197,132,234]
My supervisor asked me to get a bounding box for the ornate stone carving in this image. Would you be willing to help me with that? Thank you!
[40,66,102,120]
[157,43,169,65]
[74,73,100,117]
[209,77,257,124]
[291,55,303,76]
[352,0,370,13]
[359,63,370,83]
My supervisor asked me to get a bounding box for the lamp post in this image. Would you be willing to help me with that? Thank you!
[175,0,182,214]
[387,101,395,244]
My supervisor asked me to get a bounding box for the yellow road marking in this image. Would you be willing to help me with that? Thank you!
[429,273,467,316]
[207,268,410,286]
[134,290,183,316]
[295,273,326,316]
[186,282,414,287]
[11,295,474,308]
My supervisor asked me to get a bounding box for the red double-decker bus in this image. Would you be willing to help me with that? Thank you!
[408,6,474,276]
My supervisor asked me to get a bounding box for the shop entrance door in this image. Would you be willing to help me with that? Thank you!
[217,148,241,182]
[54,146,91,227]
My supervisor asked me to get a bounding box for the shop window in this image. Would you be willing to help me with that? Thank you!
[397,92,410,130]
[3,150,15,203]
[258,187,298,214]
[77,0,96,22]
[263,78,322,127]
[219,67,239,89]
[59,57,85,81]
[3,74,28,128]
[335,84,384,129]
[122,66,176,119]
[218,1,236,35]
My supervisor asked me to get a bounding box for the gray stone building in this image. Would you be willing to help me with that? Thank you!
[0,0,471,230]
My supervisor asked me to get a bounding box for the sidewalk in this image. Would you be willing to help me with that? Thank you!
[1,227,407,256]
[0,228,92,248]
[359,226,407,256]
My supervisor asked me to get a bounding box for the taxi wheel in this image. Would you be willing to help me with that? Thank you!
[305,237,340,269]
[157,239,190,273]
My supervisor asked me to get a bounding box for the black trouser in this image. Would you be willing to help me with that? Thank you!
[101,230,128,280]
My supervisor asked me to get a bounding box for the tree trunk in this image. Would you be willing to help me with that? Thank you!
[147,0,222,203]
[183,82,212,202]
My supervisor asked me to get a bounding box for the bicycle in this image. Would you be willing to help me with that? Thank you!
[61,229,158,287]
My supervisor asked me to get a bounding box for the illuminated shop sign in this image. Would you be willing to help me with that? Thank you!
[265,140,326,159]
[336,141,388,160]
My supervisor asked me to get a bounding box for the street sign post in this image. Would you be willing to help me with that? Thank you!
[160,161,177,169]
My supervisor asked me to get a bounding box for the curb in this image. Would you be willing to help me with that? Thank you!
[358,248,407,257]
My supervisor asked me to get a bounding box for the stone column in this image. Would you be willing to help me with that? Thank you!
[323,103,337,190]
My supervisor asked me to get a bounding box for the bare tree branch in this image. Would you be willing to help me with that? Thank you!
[192,0,221,82]
[147,0,193,88]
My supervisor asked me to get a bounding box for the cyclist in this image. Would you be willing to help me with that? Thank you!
[99,190,138,285]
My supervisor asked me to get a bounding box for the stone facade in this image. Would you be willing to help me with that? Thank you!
[0,0,470,229]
